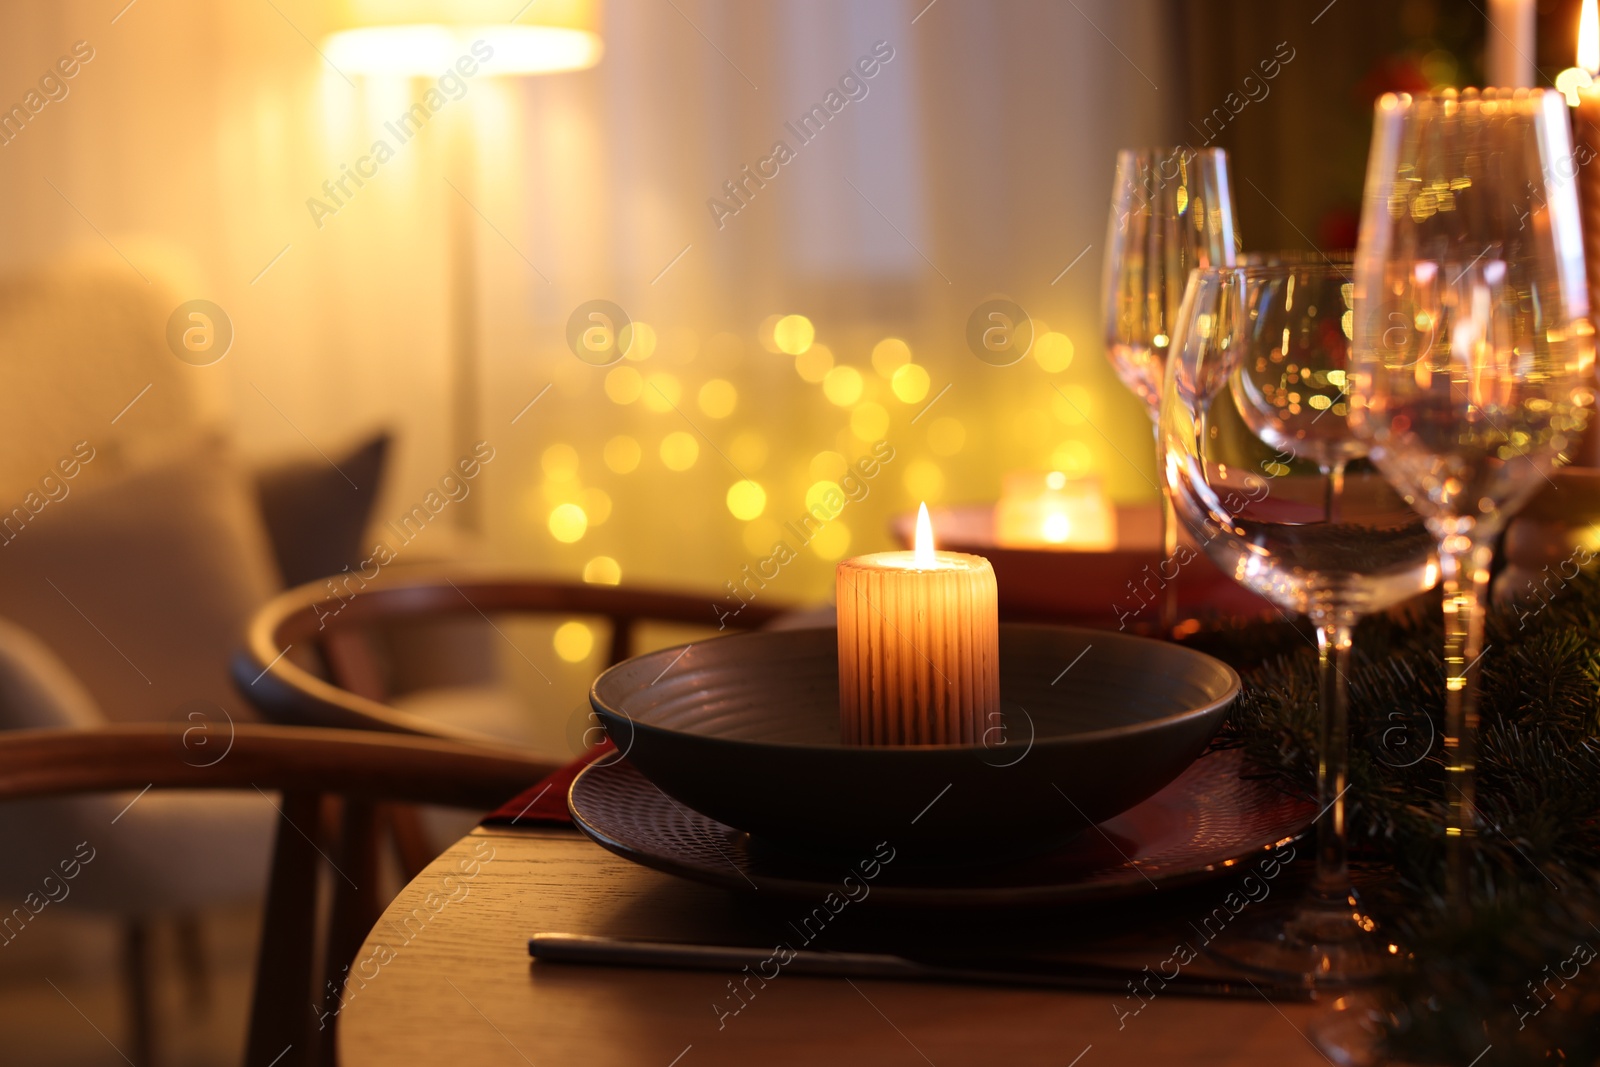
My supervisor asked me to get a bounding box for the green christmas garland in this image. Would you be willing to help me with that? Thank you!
[1195,567,1600,1064]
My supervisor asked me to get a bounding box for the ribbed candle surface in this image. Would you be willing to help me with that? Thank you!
[1577,93,1600,319]
[836,550,1000,745]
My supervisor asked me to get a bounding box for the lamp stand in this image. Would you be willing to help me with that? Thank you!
[448,114,482,532]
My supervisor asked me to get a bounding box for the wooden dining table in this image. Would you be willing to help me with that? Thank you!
[338,823,1337,1066]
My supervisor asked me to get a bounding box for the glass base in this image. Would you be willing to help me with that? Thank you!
[1203,890,1390,989]
[1308,994,1388,1067]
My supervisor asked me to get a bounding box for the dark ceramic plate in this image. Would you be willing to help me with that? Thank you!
[568,749,1314,906]
[588,625,1240,857]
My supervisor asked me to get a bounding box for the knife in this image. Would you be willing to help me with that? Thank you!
[527,932,1311,1001]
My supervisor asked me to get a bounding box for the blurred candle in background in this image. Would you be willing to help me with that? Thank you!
[837,504,1000,746]
[1486,0,1536,88]
[994,470,1117,550]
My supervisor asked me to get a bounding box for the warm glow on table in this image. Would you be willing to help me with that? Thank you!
[837,503,1000,745]
[994,470,1117,549]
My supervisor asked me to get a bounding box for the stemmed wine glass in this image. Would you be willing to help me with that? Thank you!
[1162,257,1438,983]
[1349,89,1596,894]
[1104,147,1239,629]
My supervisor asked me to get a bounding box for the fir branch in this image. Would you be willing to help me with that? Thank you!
[1197,566,1600,1063]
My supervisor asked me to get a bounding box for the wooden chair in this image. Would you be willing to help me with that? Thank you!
[229,572,791,1063]
[234,570,790,742]
[0,723,552,1067]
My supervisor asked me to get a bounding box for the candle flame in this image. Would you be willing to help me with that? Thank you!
[914,501,936,567]
[1583,0,1599,74]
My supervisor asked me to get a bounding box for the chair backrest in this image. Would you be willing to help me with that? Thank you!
[235,570,792,743]
[0,255,287,729]
[0,723,555,1067]
[0,615,104,732]
[0,253,223,500]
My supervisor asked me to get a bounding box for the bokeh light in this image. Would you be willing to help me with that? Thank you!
[891,363,930,403]
[660,431,699,470]
[582,556,622,584]
[603,435,641,474]
[1034,331,1075,372]
[809,451,847,481]
[871,337,912,378]
[822,365,864,406]
[541,443,579,479]
[795,342,833,384]
[1050,439,1095,475]
[511,304,1161,618]
[773,314,815,355]
[549,502,589,542]
[806,480,843,517]
[698,378,738,418]
[725,479,767,520]
[605,366,642,404]
[625,321,658,362]
[641,372,682,412]
[553,621,595,662]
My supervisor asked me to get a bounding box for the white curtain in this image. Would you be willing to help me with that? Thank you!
[0,0,1174,600]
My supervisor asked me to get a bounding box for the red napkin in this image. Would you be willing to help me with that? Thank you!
[482,740,615,827]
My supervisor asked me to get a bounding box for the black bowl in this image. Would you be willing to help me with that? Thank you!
[588,624,1238,859]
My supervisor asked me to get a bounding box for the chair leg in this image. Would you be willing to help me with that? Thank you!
[121,918,156,1067]
[246,791,323,1067]
[317,799,383,1066]
[606,617,634,667]
[385,804,437,881]
[174,915,210,1013]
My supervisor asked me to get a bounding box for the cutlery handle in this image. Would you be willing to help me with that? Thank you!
[527,932,1307,1001]
[530,932,916,978]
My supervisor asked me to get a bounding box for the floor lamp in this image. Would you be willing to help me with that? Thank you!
[325,0,604,530]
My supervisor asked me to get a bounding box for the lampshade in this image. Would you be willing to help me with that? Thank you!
[326,0,602,76]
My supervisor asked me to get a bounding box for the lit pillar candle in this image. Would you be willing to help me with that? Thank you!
[1571,1,1600,322]
[1486,0,1536,88]
[836,503,1000,745]
[1563,2,1600,467]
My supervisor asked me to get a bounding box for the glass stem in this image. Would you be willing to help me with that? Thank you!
[1159,490,1180,631]
[1438,534,1493,900]
[1152,421,1179,632]
[1312,616,1356,906]
[1323,461,1346,526]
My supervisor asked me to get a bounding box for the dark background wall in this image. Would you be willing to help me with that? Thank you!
[1167,0,1537,256]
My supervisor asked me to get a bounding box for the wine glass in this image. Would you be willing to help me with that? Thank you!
[1162,257,1438,984]
[1349,89,1596,895]
[1103,147,1239,628]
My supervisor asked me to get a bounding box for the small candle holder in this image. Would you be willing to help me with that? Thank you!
[994,470,1117,549]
